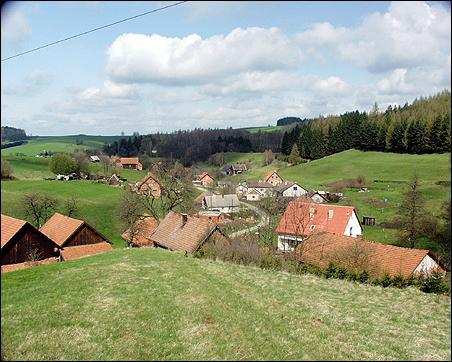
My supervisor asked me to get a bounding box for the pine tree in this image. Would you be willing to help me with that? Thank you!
[288,144,302,165]
[429,115,444,153]
[281,131,290,155]
[406,120,429,154]
[388,120,407,153]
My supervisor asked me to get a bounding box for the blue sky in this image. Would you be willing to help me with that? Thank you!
[1,1,450,136]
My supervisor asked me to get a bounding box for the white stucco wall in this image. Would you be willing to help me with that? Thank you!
[414,255,442,275]
[282,184,308,198]
[246,193,260,201]
[277,235,304,252]
[343,211,362,237]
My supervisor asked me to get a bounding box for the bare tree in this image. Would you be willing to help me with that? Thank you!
[28,247,43,262]
[64,196,79,218]
[22,193,58,227]
[398,174,425,248]
[263,149,275,166]
[119,188,145,247]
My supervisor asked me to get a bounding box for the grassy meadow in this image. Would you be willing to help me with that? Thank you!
[1,248,450,361]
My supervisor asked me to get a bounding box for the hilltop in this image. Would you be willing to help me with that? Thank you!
[1,248,450,360]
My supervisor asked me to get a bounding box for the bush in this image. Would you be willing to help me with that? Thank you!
[1,157,13,179]
[49,153,78,175]
[418,272,449,294]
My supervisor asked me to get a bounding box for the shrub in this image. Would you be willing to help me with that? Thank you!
[418,272,449,294]
[376,274,392,288]
[49,153,78,175]
[1,157,13,179]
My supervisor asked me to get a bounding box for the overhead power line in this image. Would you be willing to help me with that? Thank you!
[1,1,188,62]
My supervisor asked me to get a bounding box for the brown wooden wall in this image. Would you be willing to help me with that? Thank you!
[1,225,59,265]
[64,225,107,247]
[138,178,161,197]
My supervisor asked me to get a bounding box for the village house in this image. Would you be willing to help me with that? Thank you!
[221,163,247,176]
[193,172,215,187]
[244,181,274,201]
[40,213,112,260]
[115,157,143,171]
[89,155,100,162]
[294,233,445,278]
[135,173,162,197]
[1,214,60,266]
[262,170,284,186]
[306,191,329,203]
[275,181,308,198]
[149,211,230,254]
[107,173,121,186]
[203,194,240,213]
[235,182,248,196]
[121,216,159,247]
[275,201,362,252]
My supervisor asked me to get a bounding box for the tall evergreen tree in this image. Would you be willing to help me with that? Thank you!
[406,120,429,154]
[288,143,302,165]
[388,120,408,153]
[281,131,291,155]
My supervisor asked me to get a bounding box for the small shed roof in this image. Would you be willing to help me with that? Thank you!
[61,242,112,261]
[117,157,141,165]
[1,214,27,247]
[136,172,161,188]
[203,194,240,208]
[263,170,281,182]
[247,181,274,188]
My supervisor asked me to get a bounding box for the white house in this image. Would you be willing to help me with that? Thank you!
[202,194,240,214]
[275,201,362,252]
[90,155,100,162]
[276,181,308,198]
[246,181,274,198]
[246,188,263,201]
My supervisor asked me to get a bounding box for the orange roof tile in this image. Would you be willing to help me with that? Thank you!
[295,233,443,278]
[39,213,85,246]
[61,242,112,261]
[150,211,216,253]
[121,216,159,247]
[276,200,357,237]
[1,257,58,273]
[1,214,27,247]
[198,172,214,181]
[263,170,281,182]
[137,172,161,188]
[117,157,141,165]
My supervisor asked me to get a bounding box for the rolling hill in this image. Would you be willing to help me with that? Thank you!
[1,248,450,360]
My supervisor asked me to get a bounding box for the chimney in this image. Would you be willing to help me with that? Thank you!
[181,213,188,226]
[309,207,315,220]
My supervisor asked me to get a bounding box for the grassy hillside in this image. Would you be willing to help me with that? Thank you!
[1,248,450,360]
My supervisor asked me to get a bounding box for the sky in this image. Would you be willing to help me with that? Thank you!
[1,1,451,136]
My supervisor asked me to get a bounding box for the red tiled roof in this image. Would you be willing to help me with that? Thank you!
[198,172,213,181]
[276,200,357,237]
[137,173,161,188]
[149,211,216,253]
[121,216,159,247]
[295,233,443,278]
[61,242,112,261]
[1,257,58,273]
[40,213,84,246]
[117,157,141,165]
[1,214,27,247]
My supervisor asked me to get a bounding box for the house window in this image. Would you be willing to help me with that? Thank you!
[328,210,334,219]
[349,227,353,235]
[293,186,298,190]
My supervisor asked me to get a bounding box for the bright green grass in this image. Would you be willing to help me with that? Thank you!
[242,125,284,133]
[1,248,450,360]
[1,180,127,246]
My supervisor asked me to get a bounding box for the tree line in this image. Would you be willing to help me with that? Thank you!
[1,126,27,142]
[103,128,283,166]
[281,90,451,159]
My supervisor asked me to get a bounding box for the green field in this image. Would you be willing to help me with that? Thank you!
[1,248,450,360]
[242,125,285,133]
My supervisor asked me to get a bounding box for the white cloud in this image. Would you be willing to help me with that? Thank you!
[106,27,302,85]
[2,69,52,96]
[1,8,31,46]
[296,1,451,73]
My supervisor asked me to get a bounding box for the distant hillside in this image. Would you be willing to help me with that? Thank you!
[1,248,450,360]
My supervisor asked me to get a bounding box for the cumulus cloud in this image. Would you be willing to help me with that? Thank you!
[106,27,302,85]
[2,69,52,96]
[296,1,451,73]
[1,8,31,45]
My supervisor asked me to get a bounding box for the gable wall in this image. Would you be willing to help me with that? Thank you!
[65,225,107,247]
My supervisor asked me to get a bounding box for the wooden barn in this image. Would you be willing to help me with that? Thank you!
[115,157,143,170]
[1,214,60,265]
[135,173,162,197]
[39,213,112,260]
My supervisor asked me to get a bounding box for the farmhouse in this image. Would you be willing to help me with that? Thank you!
[107,173,121,186]
[275,181,308,198]
[149,211,230,253]
[203,194,240,213]
[275,201,362,252]
[1,214,60,266]
[306,191,329,203]
[40,213,112,260]
[135,173,162,197]
[262,170,284,186]
[121,216,159,247]
[89,155,100,162]
[221,163,247,176]
[294,233,445,278]
[194,172,215,187]
[115,157,143,170]
[245,181,274,200]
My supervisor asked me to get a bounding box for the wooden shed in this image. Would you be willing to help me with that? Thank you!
[40,213,112,260]
[1,214,60,265]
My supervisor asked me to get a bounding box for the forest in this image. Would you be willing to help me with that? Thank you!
[1,126,27,143]
[103,90,450,165]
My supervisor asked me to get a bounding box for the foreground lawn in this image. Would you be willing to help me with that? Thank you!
[1,248,450,360]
